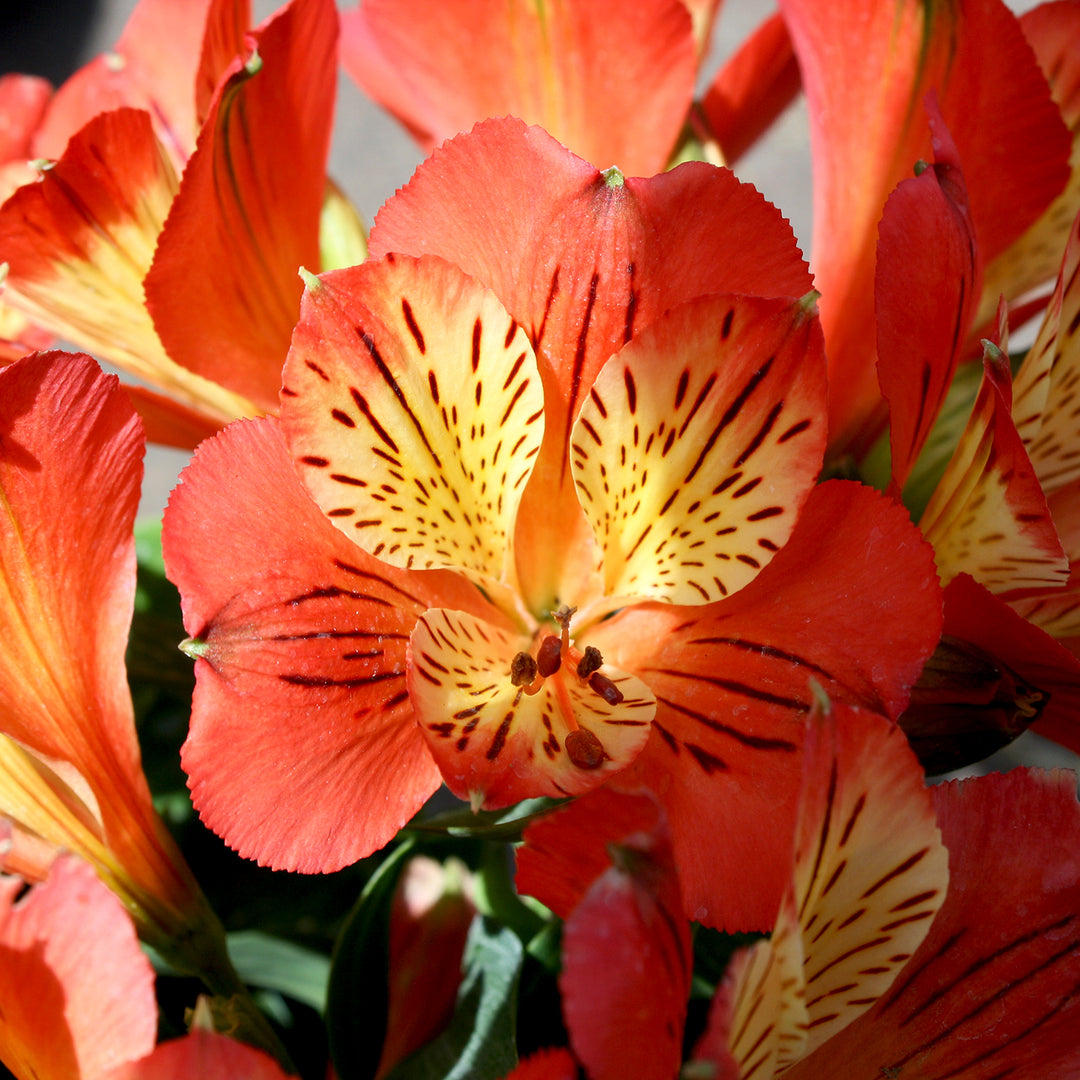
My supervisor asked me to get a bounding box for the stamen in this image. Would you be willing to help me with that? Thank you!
[589,672,624,706]
[566,729,605,769]
[577,646,604,678]
[510,651,538,686]
[536,634,563,677]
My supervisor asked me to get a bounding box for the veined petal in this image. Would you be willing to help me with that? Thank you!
[282,256,545,587]
[571,293,825,606]
[0,109,257,426]
[696,706,947,1077]
[409,608,654,810]
[1012,208,1080,494]
[979,2,1080,322]
[784,769,1080,1079]
[340,0,696,177]
[0,354,142,783]
[194,0,252,128]
[920,343,1070,593]
[145,0,337,413]
[0,857,157,1080]
[163,417,493,871]
[782,0,1071,450]
[586,481,943,930]
[370,117,812,610]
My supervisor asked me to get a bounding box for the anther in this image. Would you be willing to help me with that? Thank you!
[566,729,605,769]
[577,646,604,678]
[589,672,624,706]
[510,651,538,686]
[536,635,563,678]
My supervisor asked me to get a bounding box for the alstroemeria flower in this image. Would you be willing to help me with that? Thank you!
[165,120,943,930]
[0,0,341,446]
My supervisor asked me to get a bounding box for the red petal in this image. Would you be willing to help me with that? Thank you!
[782,0,1071,450]
[877,108,979,493]
[0,74,52,164]
[559,804,691,1080]
[503,1048,579,1080]
[701,13,800,167]
[0,857,157,1078]
[145,0,337,413]
[585,481,943,930]
[195,0,252,129]
[340,0,696,176]
[516,788,663,919]
[786,769,1080,1079]
[919,344,1069,593]
[370,117,811,611]
[162,417,488,870]
[106,1030,291,1080]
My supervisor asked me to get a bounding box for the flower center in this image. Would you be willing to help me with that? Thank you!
[508,606,623,770]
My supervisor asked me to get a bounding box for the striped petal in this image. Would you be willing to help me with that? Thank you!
[1012,208,1080,494]
[586,481,943,931]
[571,292,825,606]
[920,343,1070,593]
[282,256,544,588]
[409,608,655,810]
[695,705,948,1077]
[0,108,256,427]
[783,769,1080,1079]
[163,417,492,871]
[145,0,337,413]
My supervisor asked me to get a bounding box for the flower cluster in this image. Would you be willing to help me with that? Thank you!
[1,0,1079,1077]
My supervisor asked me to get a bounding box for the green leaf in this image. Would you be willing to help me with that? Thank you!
[385,917,523,1080]
[327,840,416,1080]
[226,930,332,1013]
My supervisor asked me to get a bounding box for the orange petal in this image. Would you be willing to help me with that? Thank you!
[282,257,544,588]
[571,293,825,605]
[920,343,1070,593]
[370,117,812,612]
[409,608,654,809]
[587,481,943,931]
[0,856,157,1080]
[340,0,696,176]
[701,12,800,167]
[145,0,337,413]
[163,417,492,871]
[784,769,1080,1079]
[0,109,256,426]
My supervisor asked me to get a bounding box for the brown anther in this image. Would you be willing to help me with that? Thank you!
[510,651,538,686]
[536,634,563,678]
[577,646,604,678]
[566,728,605,769]
[589,672,624,706]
